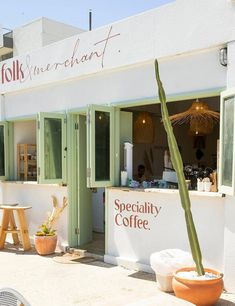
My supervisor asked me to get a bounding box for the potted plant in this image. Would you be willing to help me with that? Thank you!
[34,196,68,255]
[154,59,223,306]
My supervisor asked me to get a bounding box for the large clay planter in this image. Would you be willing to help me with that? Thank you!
[34,234,57,255]
[172,267,224,306]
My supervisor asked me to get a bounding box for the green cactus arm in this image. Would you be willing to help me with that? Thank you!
[154,59,205,276]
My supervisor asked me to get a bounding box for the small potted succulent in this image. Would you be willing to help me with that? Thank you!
[154,59,223,306]
[34,196,68,255]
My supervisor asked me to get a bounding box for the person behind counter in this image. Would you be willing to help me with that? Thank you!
[134,164,147,183]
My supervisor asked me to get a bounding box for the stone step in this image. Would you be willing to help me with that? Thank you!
[67,247,104,261]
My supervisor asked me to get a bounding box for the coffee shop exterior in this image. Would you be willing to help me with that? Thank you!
[1,0,235,292]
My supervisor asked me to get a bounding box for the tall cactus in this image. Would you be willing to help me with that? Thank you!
[154,59,205,276]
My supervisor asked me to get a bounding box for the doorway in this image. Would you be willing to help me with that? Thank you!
[76,114,105,255]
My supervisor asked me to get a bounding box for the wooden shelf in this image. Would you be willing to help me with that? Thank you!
[27,160,36,165]
[17,144,37,181]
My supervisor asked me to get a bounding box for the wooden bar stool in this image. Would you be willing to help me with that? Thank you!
[0,206,32,251]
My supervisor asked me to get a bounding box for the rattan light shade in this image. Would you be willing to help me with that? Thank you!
[169,99,219,136]
[189,117,214,136]
[133,112,154,144]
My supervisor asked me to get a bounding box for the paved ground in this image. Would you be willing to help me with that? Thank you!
[0,245,235,306]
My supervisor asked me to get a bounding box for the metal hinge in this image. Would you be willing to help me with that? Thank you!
[75,123,79,130]
[64,118,67,124]
[75,228,80,235]
[87,168,91,178]
[38,167,40,176]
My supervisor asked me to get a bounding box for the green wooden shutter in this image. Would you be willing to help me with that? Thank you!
[219,89,235,195]
[37,112,67,184]
[0,122,9,181]
[87,105,115,188]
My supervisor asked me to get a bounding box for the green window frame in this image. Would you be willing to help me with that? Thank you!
[37,112,67,185]
[87,105,115,188]
[0,122,9,180]
[219,89,235,195]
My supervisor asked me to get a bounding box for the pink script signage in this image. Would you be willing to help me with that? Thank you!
[114,198,162,230]
[0,26,120,87]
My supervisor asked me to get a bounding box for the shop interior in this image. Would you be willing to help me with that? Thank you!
[9,96,219,254]
[121,96,220,190]
[13,120,37,181]
[12,96,220,189]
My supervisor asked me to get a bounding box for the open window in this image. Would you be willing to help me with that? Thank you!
[86,105,115,188]
[37,113,66,184]
[219,90,235,195]
[0,122,9,180]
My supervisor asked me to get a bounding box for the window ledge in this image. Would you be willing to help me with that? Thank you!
[107,187,225,197]
[0,180,66,187]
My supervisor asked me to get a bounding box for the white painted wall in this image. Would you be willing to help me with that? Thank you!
[105,188,225,274]
[41,18,85,47]
[227,41,235,88]
[0,182,68,250]
[0,0,234,288]
[13,19,43,56]
[13,17,84,56]
[1,0,233,94]
[14,121,36,144]
[3,48,226,119]
[224,196,235,292]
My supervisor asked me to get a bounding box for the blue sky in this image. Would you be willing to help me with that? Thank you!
[1,0,173,31]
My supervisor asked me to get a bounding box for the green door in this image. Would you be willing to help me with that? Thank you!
[68,108,132,247]
[77,115,92,245]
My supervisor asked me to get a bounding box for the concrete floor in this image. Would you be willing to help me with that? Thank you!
[79,232,105,256]
[0,244,234,306]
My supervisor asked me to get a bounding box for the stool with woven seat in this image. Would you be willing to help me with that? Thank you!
[0,206,32,251]
[0,287,31,306]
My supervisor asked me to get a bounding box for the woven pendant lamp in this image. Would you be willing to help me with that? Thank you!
[169,99,219,136]
[189,117,214,136]
[133,112,154,143]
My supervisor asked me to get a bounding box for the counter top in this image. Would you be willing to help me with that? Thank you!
[107,187,225,197]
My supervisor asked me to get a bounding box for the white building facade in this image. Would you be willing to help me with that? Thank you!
[1,0,235,292]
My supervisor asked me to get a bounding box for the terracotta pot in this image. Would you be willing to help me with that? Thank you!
[172,267,224,306]
[34,234,57,255]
